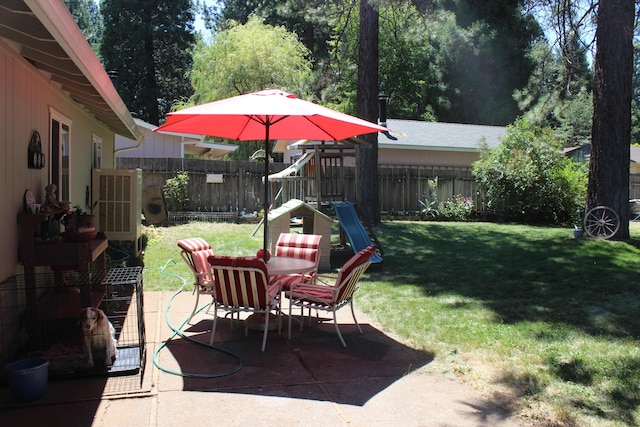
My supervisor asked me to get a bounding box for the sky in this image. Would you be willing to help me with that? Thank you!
[194,0,218,34]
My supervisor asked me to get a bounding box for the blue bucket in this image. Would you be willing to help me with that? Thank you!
[5,358,50,401]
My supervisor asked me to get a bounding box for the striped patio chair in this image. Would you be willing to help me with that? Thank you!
[207,255,282,352]
[177,238,215,323]
[271,233,322,289]
[286,245,375,348]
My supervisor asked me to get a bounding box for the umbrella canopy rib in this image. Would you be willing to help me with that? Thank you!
[246,114,290,134]
[300,115,341,141]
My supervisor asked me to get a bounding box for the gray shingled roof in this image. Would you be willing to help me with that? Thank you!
[381,119,506,152]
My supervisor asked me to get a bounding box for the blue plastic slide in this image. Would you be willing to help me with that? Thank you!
[332,202,383,264]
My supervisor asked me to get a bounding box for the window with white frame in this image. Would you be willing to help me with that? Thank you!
[50,108,72,202]
[92,133,102,169]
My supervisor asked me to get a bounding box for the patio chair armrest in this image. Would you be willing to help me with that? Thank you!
[268,279,283,299]
[312,274,337,287]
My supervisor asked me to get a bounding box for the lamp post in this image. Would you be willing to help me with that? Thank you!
[378,91,397,140]
[107,71,119,89]
[378,91,388,127]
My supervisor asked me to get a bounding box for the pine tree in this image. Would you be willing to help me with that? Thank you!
[587,0,634,239]
[100,0,195,124]
[64,0,103,57]
[356,0,380,226]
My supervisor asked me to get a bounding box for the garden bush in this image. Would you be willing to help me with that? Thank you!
[472,118,587,224]
[163,171,190,212]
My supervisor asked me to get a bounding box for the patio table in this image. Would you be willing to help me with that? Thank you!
[266,256,317,276]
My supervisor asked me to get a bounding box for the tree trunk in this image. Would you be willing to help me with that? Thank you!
[356,0,380,226]
[587,0,634,239]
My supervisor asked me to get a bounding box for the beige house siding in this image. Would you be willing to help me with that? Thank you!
[378,148,480,167]
[630,147,640,174]
[0,39,116,281]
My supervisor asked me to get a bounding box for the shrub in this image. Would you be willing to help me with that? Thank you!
[472,118,587,224]
[439,195,474,220]
[163,171,190,212]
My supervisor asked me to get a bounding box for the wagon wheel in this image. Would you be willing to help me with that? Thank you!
[583,206,620,239]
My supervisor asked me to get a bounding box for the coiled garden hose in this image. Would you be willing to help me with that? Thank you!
[152,259,243,378]
[106,242,130,265]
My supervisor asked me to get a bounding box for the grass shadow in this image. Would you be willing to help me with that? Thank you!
[365,221,640,425]
[374,221,640,339]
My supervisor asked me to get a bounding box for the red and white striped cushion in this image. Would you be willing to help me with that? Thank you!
[178,238,215,288]
[178,237,211,252]
[273,233,322,289]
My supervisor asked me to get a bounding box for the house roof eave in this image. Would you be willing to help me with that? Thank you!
[378,142,483,152]
[2,0,143,141]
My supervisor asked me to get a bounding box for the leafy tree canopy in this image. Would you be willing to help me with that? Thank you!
[186,15,313,160]
[215,0,333,65]
[189,15,312,103]
[322,0,539,125]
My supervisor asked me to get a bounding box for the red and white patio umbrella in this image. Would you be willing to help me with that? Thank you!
[154,89,389,259]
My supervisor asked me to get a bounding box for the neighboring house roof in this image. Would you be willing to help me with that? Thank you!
[115,118,237,158]
[274,119,506,165]
[563,144,591,163]
[0,0,142,141]
[275,120,505,156]
[136,118,202,138]
[565,144,640,170]
[273,136,369,153]
[184,141,238,158]
[381,119,506,152]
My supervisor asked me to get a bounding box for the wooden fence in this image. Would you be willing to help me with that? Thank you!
[117,157,484,214]
[118,158,285,214]
[377,165,479,213]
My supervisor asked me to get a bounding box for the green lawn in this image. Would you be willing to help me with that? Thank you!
[139,220,640,426]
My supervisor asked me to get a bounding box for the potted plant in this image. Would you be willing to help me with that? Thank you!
[63,206,96,241]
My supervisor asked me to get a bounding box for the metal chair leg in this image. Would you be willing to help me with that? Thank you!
[209,305,219,345]
[350,300,363,333]
[333,309,347,348]
[261,311,269,352]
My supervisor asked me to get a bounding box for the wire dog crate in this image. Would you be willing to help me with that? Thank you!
[0,267,145,380]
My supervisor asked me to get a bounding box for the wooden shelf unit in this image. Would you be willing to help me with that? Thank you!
[17,211,109,308]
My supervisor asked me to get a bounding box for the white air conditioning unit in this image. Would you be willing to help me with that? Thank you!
[92,169,142,255]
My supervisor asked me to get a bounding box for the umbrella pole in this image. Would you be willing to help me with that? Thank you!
[263,125,270,262]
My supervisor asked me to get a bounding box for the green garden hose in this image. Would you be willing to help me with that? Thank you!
[152,259,243,378]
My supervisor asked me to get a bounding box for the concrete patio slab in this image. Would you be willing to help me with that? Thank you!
[0,290,523,426]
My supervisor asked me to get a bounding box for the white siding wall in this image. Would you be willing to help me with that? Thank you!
[116,126,199,158]
[0,40,115,282]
